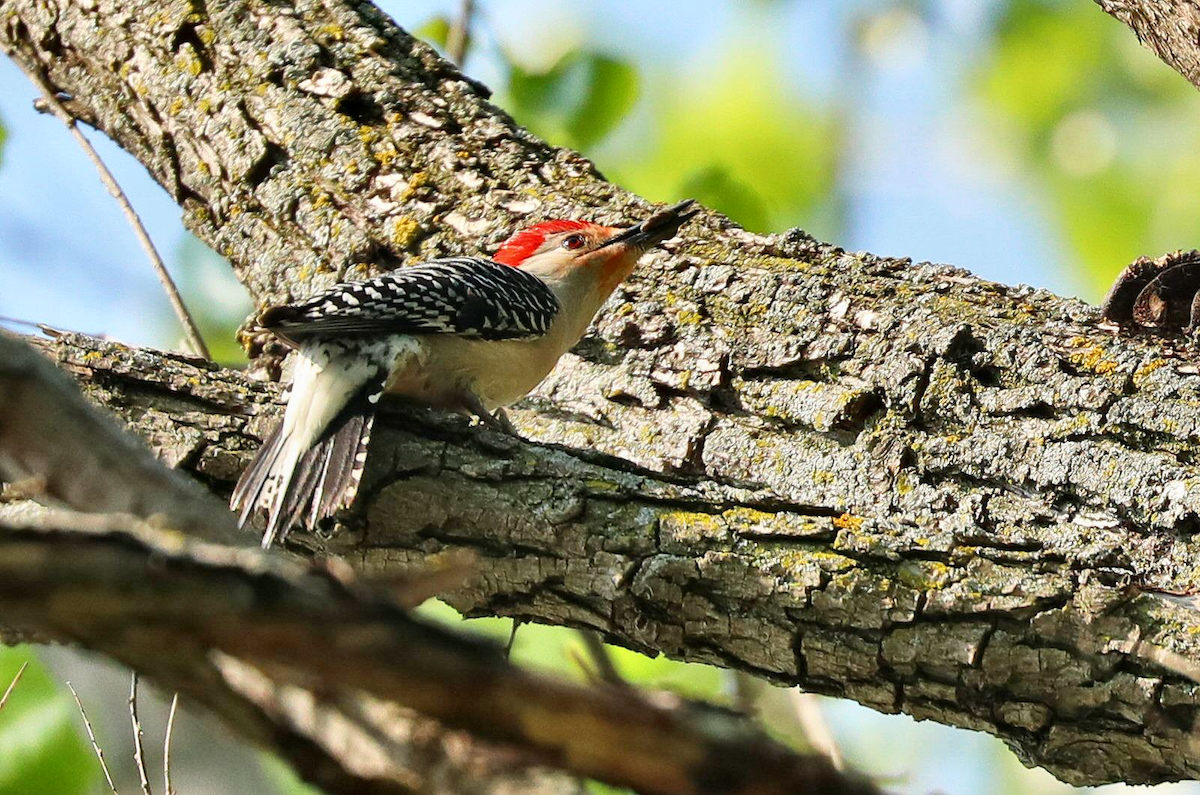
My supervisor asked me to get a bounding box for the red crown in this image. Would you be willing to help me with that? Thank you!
[494,220,596,266]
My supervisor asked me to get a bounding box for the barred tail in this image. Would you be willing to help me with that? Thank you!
[230,342,388,547]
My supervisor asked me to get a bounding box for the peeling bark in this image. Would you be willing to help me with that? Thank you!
[6,0,1200,787]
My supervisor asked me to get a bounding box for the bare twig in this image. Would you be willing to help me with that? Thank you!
[163,693,179,795]
[129,673,153,795]
[0,661,29,712]
[445,0,475,64]
[10,63,211,360]
[67,681,120,795]
[505,617,521,658]
[578,631,625,687]
[790,690,845,771]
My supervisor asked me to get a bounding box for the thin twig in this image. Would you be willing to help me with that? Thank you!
[505,617,522,658]
[129,673,153,795]
[163,693,179,795]
[0,314,102,338]
[67,681,120,795]
[12,63,211,360]
[789,689,845,771]
[445,0,475,65]
[578,631,625,687]
[0,662,29,712]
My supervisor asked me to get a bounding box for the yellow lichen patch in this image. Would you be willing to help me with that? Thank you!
[722,507,778,525]
[374,146,398,168]
[390,216,421,250]
[1133,358,1166,387]
[400,171,428,201]
[833,513,863,530]
[1068,341,1118,375]
[168,97,185,115]
[896,560,952,591]
[319,23,345,41]
[175,52,203,76]
[812,470,835,485]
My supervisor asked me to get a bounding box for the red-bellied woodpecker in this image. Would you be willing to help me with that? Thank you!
[231,199,697,546]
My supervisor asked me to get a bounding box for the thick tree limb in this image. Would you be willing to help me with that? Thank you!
[0,512,866,795]
[6,0,1200,787]
[0,332,859,795]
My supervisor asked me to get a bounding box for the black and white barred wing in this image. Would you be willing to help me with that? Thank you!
[260,257,561,345]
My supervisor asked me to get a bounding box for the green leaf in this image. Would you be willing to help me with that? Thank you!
[564,55,639,149]
[0,647,100,795]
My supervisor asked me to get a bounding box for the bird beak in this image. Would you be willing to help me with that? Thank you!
[596,199,698,253]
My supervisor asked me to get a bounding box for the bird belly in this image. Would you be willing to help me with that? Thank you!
[384,335,565,411]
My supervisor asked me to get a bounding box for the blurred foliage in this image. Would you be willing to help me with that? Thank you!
[418,600,724,699]
[0,647,99,795]
[413,14,452,49]
[493,38,842,236]
[976,0,1200,297]
[507,52,639,151]
[0,113,6,168]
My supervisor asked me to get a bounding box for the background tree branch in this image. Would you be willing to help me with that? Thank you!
[1096,1,1200,90]
[6,0,1200,788]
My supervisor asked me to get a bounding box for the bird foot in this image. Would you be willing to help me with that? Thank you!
[459,391,518,436]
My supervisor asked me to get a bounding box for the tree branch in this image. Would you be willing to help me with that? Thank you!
[1096,1,1200,89]
[5,0,1200,787]
[0,511,866,795]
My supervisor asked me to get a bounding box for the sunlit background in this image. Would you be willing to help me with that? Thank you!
[3,0,1200,792]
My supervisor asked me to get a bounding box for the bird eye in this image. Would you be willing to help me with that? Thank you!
[562,234,586,250]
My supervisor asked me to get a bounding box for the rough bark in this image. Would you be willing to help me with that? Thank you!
[6,0,1200,787]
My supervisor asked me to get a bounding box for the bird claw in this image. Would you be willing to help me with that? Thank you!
[485,407,518,435]
[459,391,519,436]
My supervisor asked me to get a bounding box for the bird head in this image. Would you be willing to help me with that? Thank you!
[494,200,696,297]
